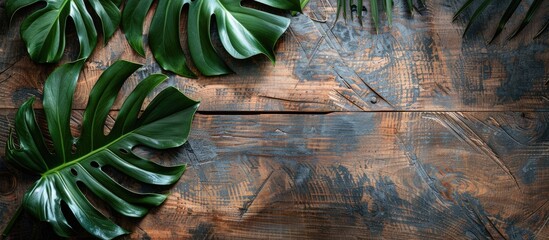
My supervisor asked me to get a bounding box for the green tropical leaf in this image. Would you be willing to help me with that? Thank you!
[507,0,544,40]
[122,0,304,78]
[385,0,393,27]
[461,0,493,37]
[3,59,200,239]
[6,0,121,63]
[292,0,310,15]
[454,0,547,41]
[407,0,414,13]
[335,0,416,30]
[371,0,379,32]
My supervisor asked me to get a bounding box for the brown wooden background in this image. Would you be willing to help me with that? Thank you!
[1,0,549,239]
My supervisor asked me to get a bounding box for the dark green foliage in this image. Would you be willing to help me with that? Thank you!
[4,60,199,239]
[453,0,546,40]
[122,0,304,77]
[6,0,122,63]
[334,0,547,40]
[335,0,420,32]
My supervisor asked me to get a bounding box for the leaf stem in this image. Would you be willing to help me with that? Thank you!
[2,204,22,239]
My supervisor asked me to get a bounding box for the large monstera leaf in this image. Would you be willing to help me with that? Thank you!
[5,60,199,239]
[122,0,303,77]
[6,0,122,63]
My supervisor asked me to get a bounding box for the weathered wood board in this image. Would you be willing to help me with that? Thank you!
[0,112,547,239]
[1,0,548,239]
[0,0,548,112]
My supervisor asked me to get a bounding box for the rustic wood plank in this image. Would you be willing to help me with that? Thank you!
[0,0,548,112]
[0,111,547,239]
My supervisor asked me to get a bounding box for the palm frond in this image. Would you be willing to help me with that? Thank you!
[507,0,544,40]
[490,0,521,43]
[335,0,416,31]
[462,0,493,37]
[454,0,547,41]
[453,0,476,21]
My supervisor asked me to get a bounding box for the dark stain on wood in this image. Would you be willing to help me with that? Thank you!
[0,112,547,238]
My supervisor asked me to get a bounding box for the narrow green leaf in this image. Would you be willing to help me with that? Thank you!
[343,0,347,22]
[1,205,22,238]
[88,0,121,43]
[336,0,343,22]
[453,0,476,21]
[490,0,521,43]
[291,0,310,15]
[149,0,196,78]
[109,74,168,137]
[462,0,493,37]
[508,0,543,40]
[7,98,51,173]
[42,59,86,166]
[121,0,154,56]
[358,0,364,26]
[77,61,142,156]
[407,0,414,13]
[371,0,379,33]
[385,0,392,27]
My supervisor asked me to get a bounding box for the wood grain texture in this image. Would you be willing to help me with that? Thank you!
[0,111,547,239]
[1,0,548,239]
[0,0,548,112]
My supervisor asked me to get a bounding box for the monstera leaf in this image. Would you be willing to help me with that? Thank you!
[122,0,303,77]
[6,0,122,63]
[454,0,547,41]
[3,60,199,239]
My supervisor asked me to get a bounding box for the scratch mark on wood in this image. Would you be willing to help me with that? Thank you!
[487,117,527,147]
[308,0,329,23]
[425,112,522,192]
[287,27,308,60]
[483,213,507,239]
[435,82,451,95]
[0,59,21,76]
[306,36,324,66]
[239,170,274,218]
[0,74,12,84]
[461,197,507,239]
[332,66,396,109]
[258,95,324,105]
[395,134,448,205]
[333,90,368,111]
[536,216,549,239]
[525,200,549,220]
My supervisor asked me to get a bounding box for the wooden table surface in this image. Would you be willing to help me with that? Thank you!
[1,0,548,239]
